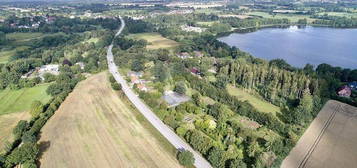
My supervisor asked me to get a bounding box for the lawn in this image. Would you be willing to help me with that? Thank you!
[227,85,280,115]
[127,32,179,50]
[0,84,52,116]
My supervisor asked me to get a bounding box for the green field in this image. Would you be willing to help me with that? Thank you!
[127,32,179,50]
[82,37,99,44]
[227,85,280,115]
[248,11,315,23]
[318,12,357,17]
[0,46,29,63]
[0,84,52,116]
[6,32,44,41]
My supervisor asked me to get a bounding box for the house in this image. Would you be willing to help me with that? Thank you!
[128,71,143,84]
[137,83,148,92]
[190,67,201,75]
[348,81,357,90]
[21,69,35,79]
[39,64,59,74]
[337,85,352,97]
[38,64,60,80]
[176,52,192,59]
[62,59,72,66]
[127,71,150,92]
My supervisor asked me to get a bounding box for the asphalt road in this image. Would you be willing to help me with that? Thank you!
[106,16,212,168]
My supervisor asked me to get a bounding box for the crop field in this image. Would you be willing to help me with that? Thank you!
[39,72,182,168]
[127,32,179,50]
[0,84,51,153]
[227,85,281,115]
[282,100,357,168]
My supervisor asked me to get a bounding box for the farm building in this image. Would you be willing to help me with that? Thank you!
[176,52,192,59]
[162,91,190,107]
[337,85,352,97]
[39,64,60,80]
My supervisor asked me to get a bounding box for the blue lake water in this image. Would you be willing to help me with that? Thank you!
[218,26,357,69]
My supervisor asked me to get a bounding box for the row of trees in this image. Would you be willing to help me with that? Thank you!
[312,15,357,28]
[221,17,291,28]
[218,60,319,106]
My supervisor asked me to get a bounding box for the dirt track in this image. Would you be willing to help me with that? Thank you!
[282,100,357,168]
[39,72,182,168]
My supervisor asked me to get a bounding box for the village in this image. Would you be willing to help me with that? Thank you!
[124,50,218,108]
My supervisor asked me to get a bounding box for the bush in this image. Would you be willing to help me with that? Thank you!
[111,82,122,91]
[177,150,195,167]
[5,143,39,165]
[174,82,186,95]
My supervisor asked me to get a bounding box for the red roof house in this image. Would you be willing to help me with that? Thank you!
[337,85,352,97]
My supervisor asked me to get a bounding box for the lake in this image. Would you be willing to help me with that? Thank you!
[218,26,357,69]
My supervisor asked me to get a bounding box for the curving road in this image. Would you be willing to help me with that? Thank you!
[106,16,212,168]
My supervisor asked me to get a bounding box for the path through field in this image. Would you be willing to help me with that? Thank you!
[39,72,182,168]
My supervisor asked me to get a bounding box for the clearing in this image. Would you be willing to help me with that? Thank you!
[0,84,51,153]
[127,32,179,50]
[39,72,182,168]
[282,100,357,168]
[227,85,281,115]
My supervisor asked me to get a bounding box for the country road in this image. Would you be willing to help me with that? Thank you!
[106,16,212,168]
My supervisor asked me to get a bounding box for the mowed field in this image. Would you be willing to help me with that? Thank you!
[39,72,182,168]
[0,84,51,115]
[282,100,357,168]
[227,85,281,115]
[127,32,179,50]
[0,84,51,152]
